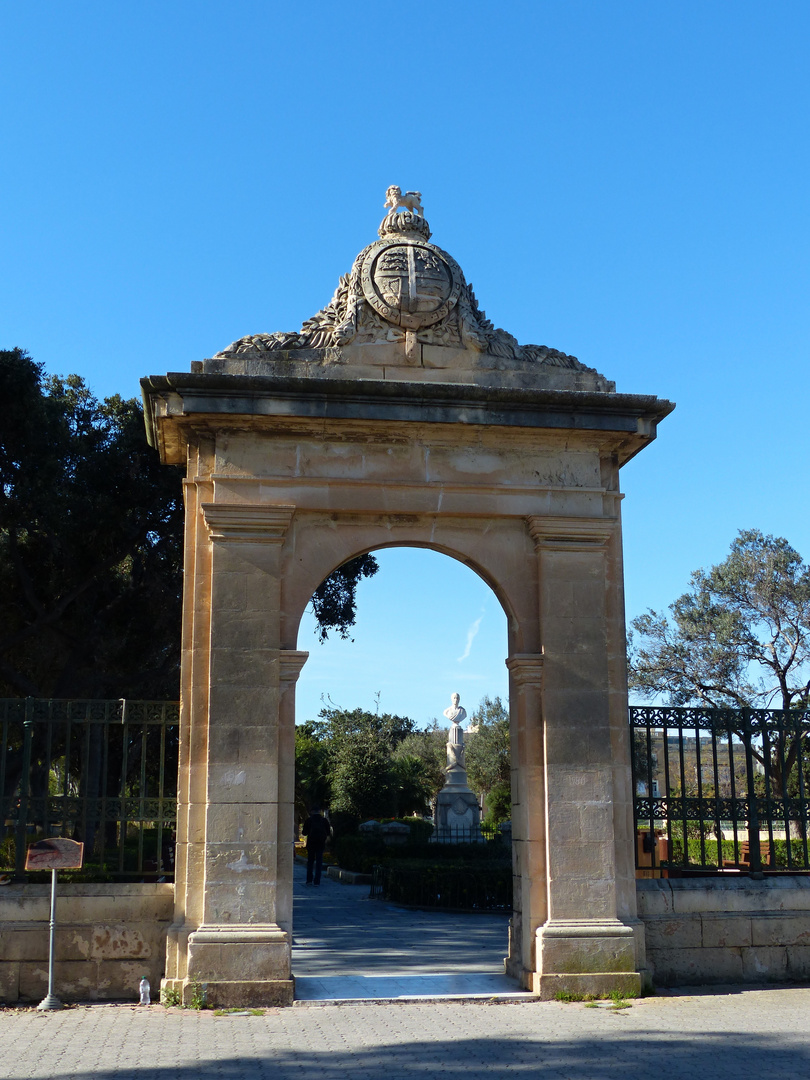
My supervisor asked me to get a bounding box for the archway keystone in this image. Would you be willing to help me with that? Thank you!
[143,192,673,1004]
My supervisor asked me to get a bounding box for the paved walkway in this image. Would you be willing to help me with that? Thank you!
[4,988,810,1079]
[5,867,810,1078]
[291,858,523,1001]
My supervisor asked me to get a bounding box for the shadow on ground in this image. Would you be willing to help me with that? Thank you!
[25,1031,810,1080]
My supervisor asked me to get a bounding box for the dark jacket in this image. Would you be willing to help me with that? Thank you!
[302,813,332,851]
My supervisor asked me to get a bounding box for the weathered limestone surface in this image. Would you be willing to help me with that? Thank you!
[142,191,674,1004]
[0,884,173,1003]
[637,878,810,986]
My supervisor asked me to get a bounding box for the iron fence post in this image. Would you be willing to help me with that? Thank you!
[742,710,763,877]
[15,698,34,881]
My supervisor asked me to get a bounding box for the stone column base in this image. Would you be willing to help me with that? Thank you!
[165,924,294,1007]
[161,977,294,1008]
[530,919,641,1000]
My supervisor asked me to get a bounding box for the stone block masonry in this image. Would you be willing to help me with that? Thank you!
[637,877,810,986]
[0,883,173,1003]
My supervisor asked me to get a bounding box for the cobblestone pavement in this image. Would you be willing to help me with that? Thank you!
[3,986,810,1080]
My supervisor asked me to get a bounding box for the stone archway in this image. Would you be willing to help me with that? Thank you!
[142,192,673,1005]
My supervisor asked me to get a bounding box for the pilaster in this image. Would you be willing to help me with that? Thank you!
[179,502,297,1007]
[277,650,308,933]
[526,515,641,999]
[504,653,544,985]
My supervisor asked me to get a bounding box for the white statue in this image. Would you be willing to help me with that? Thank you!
[443,692,467,745]
[384,184,423,218]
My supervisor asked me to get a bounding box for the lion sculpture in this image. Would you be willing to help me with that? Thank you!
[384,185,423,218]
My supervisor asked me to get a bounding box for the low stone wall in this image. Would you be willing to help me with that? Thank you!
[4,877,810,1000]
[0,883,174,1003]
[638,876,810,986]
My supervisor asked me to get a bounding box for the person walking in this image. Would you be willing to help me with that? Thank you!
[302,806,332,886]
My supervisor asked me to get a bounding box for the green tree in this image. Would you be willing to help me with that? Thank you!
[294,720,330,822]
[465,695,511,824]
[628,529,810,791]
[0,349,184,699]
[310,554,378,642]
[0,349,378,698]
[392,722,447,810]
[330,728,394,820]
[302,705,417,825]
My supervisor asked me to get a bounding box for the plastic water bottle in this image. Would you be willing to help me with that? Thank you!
[139,977,150,1005]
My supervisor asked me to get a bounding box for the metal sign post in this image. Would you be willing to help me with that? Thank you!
[25,839,84,1011]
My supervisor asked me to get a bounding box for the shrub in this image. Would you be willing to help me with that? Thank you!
[377,817,435,842]
[333,833,387,873]
[375,860,512,911]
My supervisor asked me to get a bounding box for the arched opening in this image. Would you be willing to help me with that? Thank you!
[291,546,517,1000]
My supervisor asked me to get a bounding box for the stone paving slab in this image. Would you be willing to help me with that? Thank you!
[293,971,532,1003]
[291,858,516,999]
[2,988,810,1079]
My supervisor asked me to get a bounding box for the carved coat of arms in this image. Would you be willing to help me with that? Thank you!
[360,240,462,331]
[214,186,595,379]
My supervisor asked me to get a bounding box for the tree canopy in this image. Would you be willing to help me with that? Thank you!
[0,349,379,698]
[628,529,810,711]
[296,705,421,826]
[465,695,511,825]
[310,554,378,642]
[0,349,184,698]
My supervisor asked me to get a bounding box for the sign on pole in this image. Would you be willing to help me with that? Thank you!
[26,839,84,1011]
[25,838,84,871]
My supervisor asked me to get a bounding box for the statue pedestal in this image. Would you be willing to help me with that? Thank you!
[434,738,481,842]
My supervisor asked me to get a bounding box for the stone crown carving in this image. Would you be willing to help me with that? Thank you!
[214,188,596,378]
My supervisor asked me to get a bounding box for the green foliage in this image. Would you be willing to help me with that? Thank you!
[310,554,378,642]
[330,727,396,819]
[0,349,380,700]
[298,705,418,822]
[0,835,15,870]
[295,695,513,834]
[629,530,810,712]
[481,780,512,830]
[629,530,810,795]
[665,834,810,870]
[392,724,447,811]
[376,860,512,910]
[332,832,386,873]
[608,990,634,1008]
[188,980,206,1010]
[333,830,508,873]
[465,695,510,819]
[161,987,181,1007]
[326,809,361,840]
[294,721,330,822]
[0,349,184,699]
[393,816,435,843]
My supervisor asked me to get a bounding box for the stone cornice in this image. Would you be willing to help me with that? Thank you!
[201,503,295,544]
[142,372,674,467]
[527,515,615,551]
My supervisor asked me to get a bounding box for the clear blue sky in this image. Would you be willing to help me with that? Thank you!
[3,3,809,725]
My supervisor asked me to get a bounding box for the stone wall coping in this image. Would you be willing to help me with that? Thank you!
[637,877,810,915]
[638,877,810,894]
[0,883,174,899]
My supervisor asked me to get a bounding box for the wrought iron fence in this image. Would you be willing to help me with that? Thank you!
[0,698,179,882]
[428,824,507,844]
[631,705,810,875]
[369,863,512,911]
